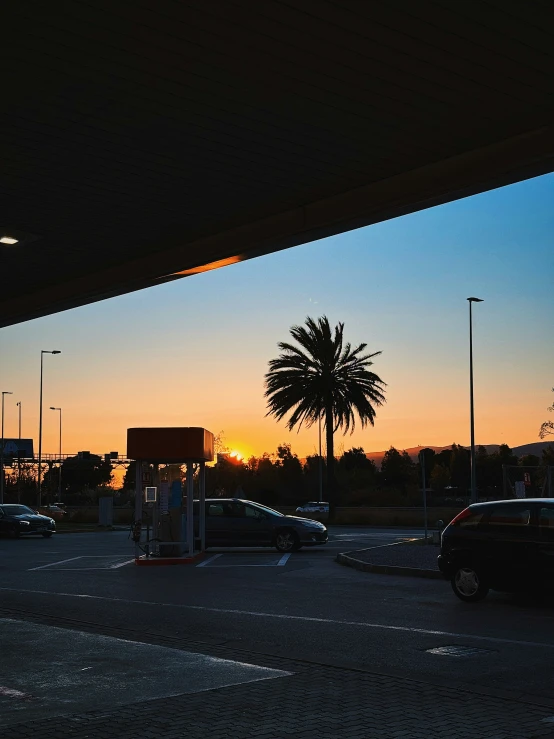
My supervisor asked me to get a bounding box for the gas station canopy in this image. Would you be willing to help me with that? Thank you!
[2,1,554,327]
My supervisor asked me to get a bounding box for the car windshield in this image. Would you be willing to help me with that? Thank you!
[1,505,35,516]
[246,502,283,518]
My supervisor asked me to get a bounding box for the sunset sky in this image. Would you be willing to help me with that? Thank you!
[1,173,553,461]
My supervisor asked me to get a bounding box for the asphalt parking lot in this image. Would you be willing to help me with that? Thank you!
[3,526,554,738]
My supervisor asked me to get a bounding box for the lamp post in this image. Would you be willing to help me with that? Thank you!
[16,401,22,503]
[1,391,13,504]
[50,407,62,500]
[38,350,61,507]
[467,298,483,504]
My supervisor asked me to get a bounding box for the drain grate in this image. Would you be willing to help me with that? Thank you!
[426,645,493,657]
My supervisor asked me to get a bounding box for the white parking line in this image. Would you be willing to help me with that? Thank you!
[196,554,223,568]
[277,553,291,566]
[110,559,136,569]
[28,557,82,571]
[3,586,554,651]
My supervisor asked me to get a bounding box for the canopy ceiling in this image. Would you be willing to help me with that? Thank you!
[2,1,553,326]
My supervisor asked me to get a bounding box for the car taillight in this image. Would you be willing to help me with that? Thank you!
[449,507,473,526]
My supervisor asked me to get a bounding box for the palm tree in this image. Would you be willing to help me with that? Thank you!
[264,316,386,517]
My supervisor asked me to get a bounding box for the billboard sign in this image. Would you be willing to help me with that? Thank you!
[0,438,34,460]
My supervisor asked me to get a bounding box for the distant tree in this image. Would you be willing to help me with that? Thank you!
[430,463,451,493]
[56,453,113,495]
[449,444,470,490]
[339,447,375,472]
[416,448,435,489]
[519,454,541,467]
[539,388,554,439]
[542,446,554,467]
[380,447,416,491]
[275,443,303,501]
[265,315,386,518]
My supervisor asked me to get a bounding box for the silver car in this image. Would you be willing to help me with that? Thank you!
[295,501,329,518]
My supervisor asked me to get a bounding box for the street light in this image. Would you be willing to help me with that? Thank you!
[50,407,62,500]
[1,391,13,504]
[16,401,22,503]
[38,350,61,507]
[467,297,483,504]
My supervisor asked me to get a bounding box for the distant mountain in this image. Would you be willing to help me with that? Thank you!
[364,441,553,465]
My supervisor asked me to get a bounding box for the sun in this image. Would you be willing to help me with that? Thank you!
[229,450,243,461]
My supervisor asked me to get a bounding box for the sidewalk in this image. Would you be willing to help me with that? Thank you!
[3,612,554,739]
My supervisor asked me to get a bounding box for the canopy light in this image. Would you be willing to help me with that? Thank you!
[0,236,18,245]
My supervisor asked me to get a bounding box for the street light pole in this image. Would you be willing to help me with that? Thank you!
[1,391,13,504]
[468,298,483,505]
[50,407,62,500]
[38,350,61,507]
[16,401,22,503]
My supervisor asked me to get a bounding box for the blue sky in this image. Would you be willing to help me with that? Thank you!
[1,173,553,458]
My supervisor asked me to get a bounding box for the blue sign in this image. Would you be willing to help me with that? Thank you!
[170,479,182,508]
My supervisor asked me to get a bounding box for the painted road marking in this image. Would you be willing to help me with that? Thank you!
[29,556,82,571]
[4,586,554,652]
[0,686,32,700]
[110,559,136,569]
[28,556,136,572]
[277,553,291,566]
[196,554,223,568]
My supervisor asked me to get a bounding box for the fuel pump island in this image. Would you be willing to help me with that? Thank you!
[127,427,214,565]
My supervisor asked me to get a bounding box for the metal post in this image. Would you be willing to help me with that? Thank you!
[38,350,61,507]
[1,391,13,504]
[134,459,143,559]
[58,409,62,500]
[318,414,323,501]
[420,451,428,541]
[468,298,483,504]
[199,460,206,551]
[17,401,22,503]
[38,352,44,506]
[186,461,194,557]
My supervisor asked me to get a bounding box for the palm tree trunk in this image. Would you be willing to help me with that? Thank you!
[325,405,337,521]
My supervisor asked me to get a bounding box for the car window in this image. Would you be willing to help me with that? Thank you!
[487,505,531,532]
[244,504,265,518]
[539,507,554,540]
[458,511,484,528]
[207,503,225,517]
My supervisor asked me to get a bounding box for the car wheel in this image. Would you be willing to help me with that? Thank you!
[275,529,300,553]
[42,532,53,538]
[451,565,489,602]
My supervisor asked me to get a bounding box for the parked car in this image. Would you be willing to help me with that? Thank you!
[194,498,328,552]
[0,504,56,538]
[295,501,329,518]
[438,498,554,602]
[38,505,67,520]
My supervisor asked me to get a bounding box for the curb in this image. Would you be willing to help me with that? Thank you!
[336,551,444,579]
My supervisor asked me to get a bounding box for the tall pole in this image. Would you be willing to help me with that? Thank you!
[16,401,22,503]
[1,391,13,504]
[318,414,323,501]
[419,450,428,540]
[50,407,62,500]
[38,350,61,507]
[468,298,483,505]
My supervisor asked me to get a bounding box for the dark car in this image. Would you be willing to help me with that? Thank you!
[0,504,56,538]
[194,498,328,553]
[438,498,554,602]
